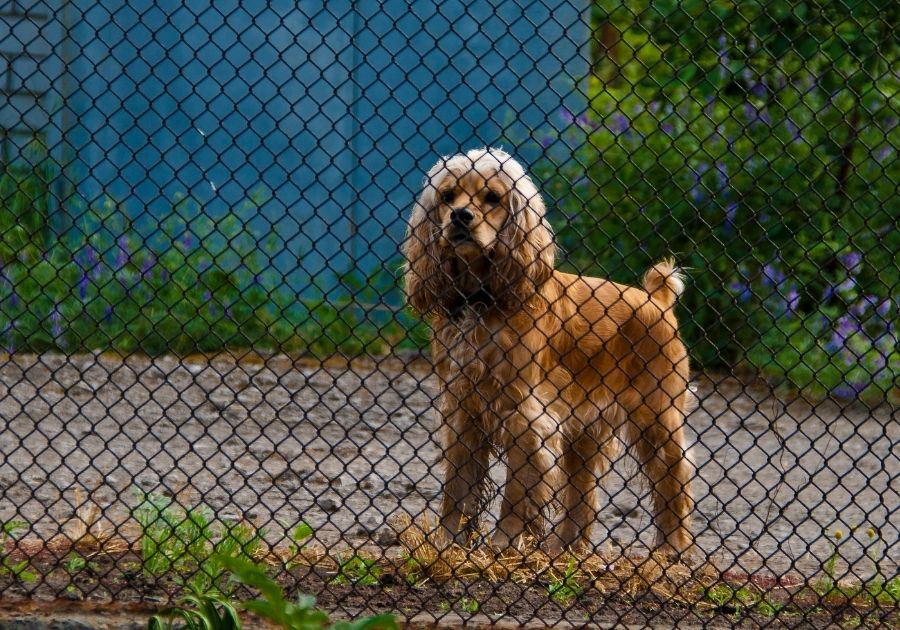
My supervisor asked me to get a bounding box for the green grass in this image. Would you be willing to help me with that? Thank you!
[0,520,36,583]
[284,522,313,570]
[133,491,266,593]
[150,555,397,630]
[330,555,381,587]
[401,554,427,588]
[702,584,783,617]
[457,597,480,614]
[867,576,900,606]
[548,557,582,605]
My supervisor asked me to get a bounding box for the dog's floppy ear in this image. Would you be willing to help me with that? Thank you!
[491,165,556,304]
[402,161,446,315]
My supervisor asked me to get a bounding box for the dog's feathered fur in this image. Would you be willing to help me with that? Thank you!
[403,148,693,555]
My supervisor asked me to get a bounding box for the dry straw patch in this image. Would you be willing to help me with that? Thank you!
[37,488,132,556]
[392,514,719,603]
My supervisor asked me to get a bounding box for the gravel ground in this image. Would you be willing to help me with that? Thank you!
[0,351,896,583]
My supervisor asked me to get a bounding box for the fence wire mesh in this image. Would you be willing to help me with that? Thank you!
[0,0,898,627]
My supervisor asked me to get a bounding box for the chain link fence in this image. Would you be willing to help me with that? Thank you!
[0,0,898,627]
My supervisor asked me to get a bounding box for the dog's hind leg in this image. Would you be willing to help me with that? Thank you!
[438,411,491,546]
[552,434,608,554]
[629,404,694,557]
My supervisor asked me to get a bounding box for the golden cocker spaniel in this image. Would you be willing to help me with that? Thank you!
[403,147,694,556]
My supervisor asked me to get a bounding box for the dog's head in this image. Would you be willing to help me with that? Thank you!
[403,147,556,316]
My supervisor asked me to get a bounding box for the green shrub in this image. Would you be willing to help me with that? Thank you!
[0,193,428,358]
[525,0,898,403]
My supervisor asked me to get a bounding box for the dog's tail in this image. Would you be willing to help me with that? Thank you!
[643,258,685,308]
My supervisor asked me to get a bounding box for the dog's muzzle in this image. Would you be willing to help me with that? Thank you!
[448,208,474,243]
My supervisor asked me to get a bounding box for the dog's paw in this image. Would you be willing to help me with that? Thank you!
[433,525,471,551]
[543,535,589,560]
[488,528,517,554]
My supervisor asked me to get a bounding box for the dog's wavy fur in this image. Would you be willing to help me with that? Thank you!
[403,147,693,555]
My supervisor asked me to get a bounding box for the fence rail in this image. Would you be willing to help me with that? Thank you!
[0,0,898,627]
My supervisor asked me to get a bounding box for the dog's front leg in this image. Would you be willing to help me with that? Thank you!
[493,396,560,551]
[437,408,490,547]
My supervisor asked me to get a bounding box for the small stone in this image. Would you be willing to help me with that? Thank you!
[317,497,339,513]
[376,529,398,546]
[379,572,397,585]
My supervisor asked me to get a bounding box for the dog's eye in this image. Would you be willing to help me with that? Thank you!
[440,191,455,204]
[484,190,500,204]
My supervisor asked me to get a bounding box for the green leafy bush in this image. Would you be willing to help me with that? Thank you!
[0,193,427,357]
[526,0,898,402]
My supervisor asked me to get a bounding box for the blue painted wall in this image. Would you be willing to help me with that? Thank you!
[53,0,589,292]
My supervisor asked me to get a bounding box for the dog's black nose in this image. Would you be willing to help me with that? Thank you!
[450,207,474,226]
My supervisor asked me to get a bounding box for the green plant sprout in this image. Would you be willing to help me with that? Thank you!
[548,557,581,605]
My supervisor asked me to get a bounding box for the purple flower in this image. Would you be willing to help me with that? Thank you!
[141,256,155,276]
[743,103,757,122]
[558,107,575,124]
[876,299,891,317]
[608,113,629,135]
[690,185,704,202]
[8,292,18,309]
[849,301,868,317]
[203,290,212,302]
[715,161,728,192]
[729,280,751,303]
[725,207,737,233]
[50,307,62,339]
[115,241,128,269]
[875,146,893,162]
[181,233,193,251]
[539,135,554,148]
[750,78,767,99]
[661,122,675,135]
[649,102,661,114]
[832,384,855,399]
[82,246,98,269]
[839,251,862,272]
[2,319,14,354]
[828,315,859,351]
[761,264,785,287]
[786,287,800,314]
[785,119,801,142]
[835,278,857,300]
[576,112,598,130]
[78,274,89,300]
[104,305,113,323]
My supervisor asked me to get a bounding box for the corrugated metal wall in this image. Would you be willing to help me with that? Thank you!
[3,0,589,291]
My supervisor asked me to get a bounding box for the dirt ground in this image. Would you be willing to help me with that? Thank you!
[0,556,894,629]
[0,350,896,587]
